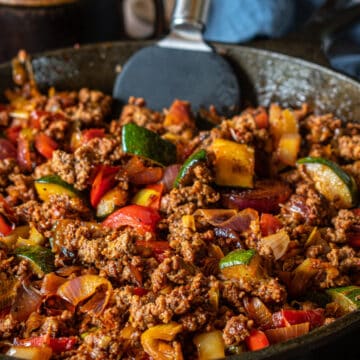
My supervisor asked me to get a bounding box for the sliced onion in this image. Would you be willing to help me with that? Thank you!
[11,283,42,321]
[265,322,310,344]
[213,227,240,241]
[221,180,292,213]
[55,266,82,277]
[57,275,112,316]
[162,164,181,191]
[260,229,290,260]
[194,208,258,232]
[124,156,164,185]
[43,295,75,316]
[243,297,273,330]
[41,273,67,296]
[0,139,16,160]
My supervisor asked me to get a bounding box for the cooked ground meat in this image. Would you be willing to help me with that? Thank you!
[0,60,359,360]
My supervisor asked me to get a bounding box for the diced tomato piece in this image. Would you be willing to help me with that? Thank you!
[132,287,148,296]
[260,213,283,237]
[245,329,270,351]
[254,107,269,129]
[34,133,58,159]
[102,204,161,233]
[0,139,17,160]
[82,128,106,143]
[90,165,119,207]
[48,337,77,353]
[17,130,33,172]
[136,240,171,262]
[164,99,193,127]
[30,110,50,129]
[347,232,360,248]
[352,208,360,216]
[5,125,22,144]
[15,335,77,353]
[272,309,324,329]
[0,214,13,236]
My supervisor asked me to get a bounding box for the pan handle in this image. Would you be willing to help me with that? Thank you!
[157,0,212,51]
[171,0,210,31]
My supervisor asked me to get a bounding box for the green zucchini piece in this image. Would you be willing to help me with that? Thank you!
[297,157,359,208]
[35,175,79,202]
[174,149,207,188]
[326,286,360,313]
[122,123,177,166]
[219,249,256,269]
[219,249,262,281]
[15,245,55,276]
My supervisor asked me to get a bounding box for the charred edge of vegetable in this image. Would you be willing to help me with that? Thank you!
[174,149,207,188]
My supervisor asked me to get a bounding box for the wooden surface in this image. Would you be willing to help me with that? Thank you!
[0,0,77,7]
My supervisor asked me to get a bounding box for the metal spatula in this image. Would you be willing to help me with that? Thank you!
[113,0,240,115]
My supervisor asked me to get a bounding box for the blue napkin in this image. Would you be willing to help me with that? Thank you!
[203,0,360,80]
[204,0,325,43]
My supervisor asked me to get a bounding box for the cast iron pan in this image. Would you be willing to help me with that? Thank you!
[0,40,359,360]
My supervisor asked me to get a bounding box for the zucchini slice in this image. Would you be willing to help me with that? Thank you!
[326,286,360,314]
[297,157,359,208]
[35,175,79,202]
[15,245,55,276]
[96,188,127,218]
[211,139,254,188]
[219,249,262,281]
[174,149,207,188]
[122,123,177,166]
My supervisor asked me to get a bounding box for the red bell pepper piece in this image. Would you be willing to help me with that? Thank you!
[82,128,106,143]
[15,335,77,353]
[90,165,119,207]
[5,125,22,144]
[102,204,161,233]
[17,130,33,172]
[0,214,12,236]
[30,110,50,129]
[260,213,283,237]
[245,329,270,351]
[132,287,149,296]
[34,133,58,159]
[136,240,171,262]
[272,309,324,329]
[253,107,269,129]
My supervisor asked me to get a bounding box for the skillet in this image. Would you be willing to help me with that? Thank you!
[0,8,360,360]
[0,40,359,360]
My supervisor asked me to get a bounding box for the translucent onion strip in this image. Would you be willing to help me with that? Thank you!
[57,275,112,316]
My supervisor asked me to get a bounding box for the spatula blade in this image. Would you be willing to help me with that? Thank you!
[113,45,240,115]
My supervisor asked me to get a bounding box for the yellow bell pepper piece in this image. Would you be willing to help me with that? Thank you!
[181,215,196,231]
[141,322,183,360]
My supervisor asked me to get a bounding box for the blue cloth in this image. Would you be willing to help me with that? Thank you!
[204,0,325,43]
[203,0,360,80]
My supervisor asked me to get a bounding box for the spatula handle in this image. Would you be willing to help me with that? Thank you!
[171,0,210,30]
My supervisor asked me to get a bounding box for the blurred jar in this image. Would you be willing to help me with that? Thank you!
[0,0,81,62]
[79,0,167,42]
